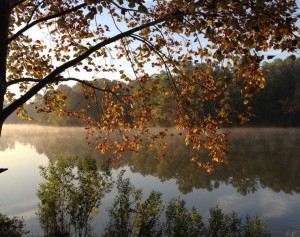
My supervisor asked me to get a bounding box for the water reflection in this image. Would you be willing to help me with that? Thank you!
[1,125,300,195]
[123,128,300,195]
[1,125,300,236]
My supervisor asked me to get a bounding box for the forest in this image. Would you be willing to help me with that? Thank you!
[6,56,300,127]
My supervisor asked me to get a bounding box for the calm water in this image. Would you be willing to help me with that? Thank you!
[0,125,300,236]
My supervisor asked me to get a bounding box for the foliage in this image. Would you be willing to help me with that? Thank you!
[7,56,300,128]
[250,57,300,126]
[206,207,242,236]
[5,56,300,172]
[1,169,270,237]
[0,213,29,237]
[103,172,164,237]
[206,207,270,237]
[0,0,299,169]
[37,157,113,237]
[243,215,270,237]
[164,198,205,237]
[103,174,270,237]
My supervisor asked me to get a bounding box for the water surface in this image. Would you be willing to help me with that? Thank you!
[0,125,300,236]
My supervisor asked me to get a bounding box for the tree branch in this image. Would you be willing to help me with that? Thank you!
[7,76,120,98]
[57,77,121,99]
[25,0,46,28]
[3,13,182,120]
[7,3,87,44]
[129,34,179,93]
[6,77,40,86]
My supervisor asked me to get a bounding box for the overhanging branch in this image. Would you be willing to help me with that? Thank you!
[8,76,121,99]
[7,3,87,44]
[3,12,183,120]
[7,77,40,86]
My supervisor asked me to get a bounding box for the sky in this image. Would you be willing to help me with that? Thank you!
[8,0,300,96]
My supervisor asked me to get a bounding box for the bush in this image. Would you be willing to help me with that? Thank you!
[0,213,29,237]
[103,175,270,237]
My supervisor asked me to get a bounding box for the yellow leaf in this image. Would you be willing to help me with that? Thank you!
[185,134,191,145]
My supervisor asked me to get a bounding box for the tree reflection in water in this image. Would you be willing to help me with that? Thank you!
[2,126,300,196]
[123,128,300,195]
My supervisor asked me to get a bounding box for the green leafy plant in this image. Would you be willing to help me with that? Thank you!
[164,198,205,237]
[0,213,29,237]
[103,172,164,237]
[103,175,270,237]
[37,156,113,237]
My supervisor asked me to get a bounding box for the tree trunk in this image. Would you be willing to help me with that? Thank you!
[0,0,11,135]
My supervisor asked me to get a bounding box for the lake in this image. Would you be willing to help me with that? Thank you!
[0,125,300,236]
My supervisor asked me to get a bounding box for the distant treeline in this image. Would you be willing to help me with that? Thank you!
[6,57,300,127]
